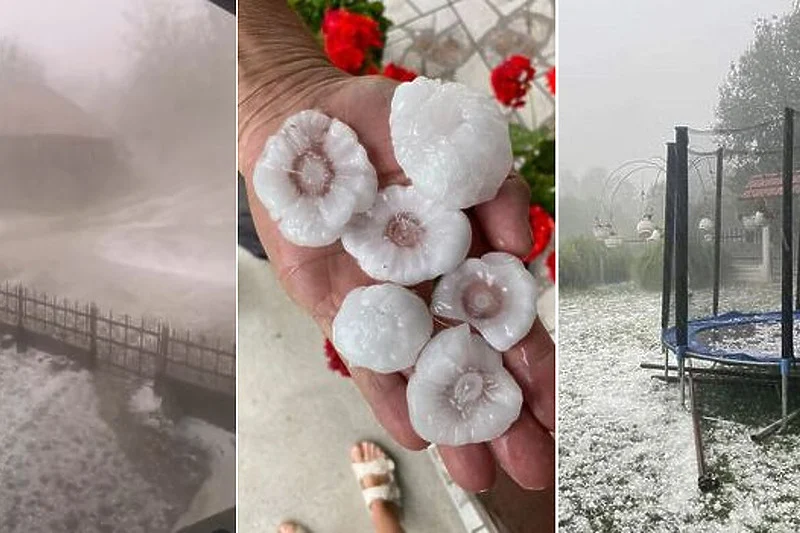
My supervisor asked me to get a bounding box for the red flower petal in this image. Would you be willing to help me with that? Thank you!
[546,251,556,282]
[546,67,555,95]
[324,339,351,378]
[383,62,418,82]
[324,40,366,74]
[322,8,383,74]
[524,204,555,263]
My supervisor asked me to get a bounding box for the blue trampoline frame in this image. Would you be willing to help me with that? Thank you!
[663,311,800,366]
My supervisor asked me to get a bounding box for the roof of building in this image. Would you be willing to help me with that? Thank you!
[0,79,109,139]
[740,171,800,200]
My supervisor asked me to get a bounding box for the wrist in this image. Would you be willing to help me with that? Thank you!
[237,0,350,176]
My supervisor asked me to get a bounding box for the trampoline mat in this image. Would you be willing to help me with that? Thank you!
[663,311,800,364]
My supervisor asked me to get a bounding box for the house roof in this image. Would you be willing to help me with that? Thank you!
[0,79,109,139]
[740,171,800,200]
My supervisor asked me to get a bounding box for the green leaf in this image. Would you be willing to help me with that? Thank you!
[509,123,555,217]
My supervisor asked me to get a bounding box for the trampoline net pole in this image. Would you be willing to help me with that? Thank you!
[675,127,690,349]
[662,143,677,332]
[712,147,724,316]
[676,127,690,406]
[781,107,795,364]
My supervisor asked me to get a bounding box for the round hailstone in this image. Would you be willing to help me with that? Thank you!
[390,76,513,209]
[252,109,378,247]
[407,324,523,445]
[341,185,471,286]
[431,252,537,352]
[332,283,433,373]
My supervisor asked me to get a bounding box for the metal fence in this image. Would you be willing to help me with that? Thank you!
[0,282,235,396]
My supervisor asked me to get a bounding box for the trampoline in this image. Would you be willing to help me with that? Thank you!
[657,107,798,456]
[648,107,800,491]
[663,310,800,366]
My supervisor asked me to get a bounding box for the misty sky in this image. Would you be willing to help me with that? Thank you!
[559,0,796,179]
[0,0,214,85]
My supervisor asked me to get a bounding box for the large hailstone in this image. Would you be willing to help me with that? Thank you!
[407,325,523,445]
[342,185,471,285]
[332,283,433,373]
[390,76,513,209]
[431,252,537,352]
[252,110,378,247]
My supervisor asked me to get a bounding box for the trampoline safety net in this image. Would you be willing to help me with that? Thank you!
[661,108,799,367]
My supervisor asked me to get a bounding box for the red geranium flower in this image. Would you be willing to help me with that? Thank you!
[324,339,351,378]
[546,251,555,282]
[524,204,555,263]
[322,8,383,75]
[491,55,535,108]
[546,67,555,95]
[383,62,418,82]
[326,42,367,74]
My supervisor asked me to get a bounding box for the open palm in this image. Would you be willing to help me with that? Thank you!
[239,75,554,492]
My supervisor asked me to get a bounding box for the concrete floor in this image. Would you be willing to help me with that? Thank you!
[238,248,465,533]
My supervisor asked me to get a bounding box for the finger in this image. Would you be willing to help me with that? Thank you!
[504,319,555,431]
[473,175,533,257]
[467,216,493,258]
[490,410,555,490]
[349,368,428,451]
[321,78,406,183]
[438,443,497,493]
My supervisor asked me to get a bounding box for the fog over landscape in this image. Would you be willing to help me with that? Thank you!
[558,0,796,238]
[0,0,235,336]
[0,2,236,530]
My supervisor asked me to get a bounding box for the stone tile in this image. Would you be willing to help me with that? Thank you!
[455,51,492,92]
[453,0,499,42]
[385,0,419,25]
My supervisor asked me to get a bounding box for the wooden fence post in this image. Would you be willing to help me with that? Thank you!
[123,314,129,369]
[15,285,26,353]
[16,285,23,330]
[88,304,98,368]
[157,323,170,378]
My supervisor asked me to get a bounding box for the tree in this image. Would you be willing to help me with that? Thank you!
[0,39,45,84]
[715,8,800,188]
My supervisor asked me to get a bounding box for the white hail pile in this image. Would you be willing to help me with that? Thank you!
[253,77,538,445]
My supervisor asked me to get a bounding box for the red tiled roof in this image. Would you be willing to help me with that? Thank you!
[740,172,800,199]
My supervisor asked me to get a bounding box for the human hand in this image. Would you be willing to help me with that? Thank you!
[238,74,554,492]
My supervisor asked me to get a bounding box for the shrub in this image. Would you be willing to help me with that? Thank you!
[632,242,664,291]
[559,236,634,290]
[631,240,732,291]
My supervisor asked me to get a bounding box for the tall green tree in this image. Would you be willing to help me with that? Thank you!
[715,8,800,188]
